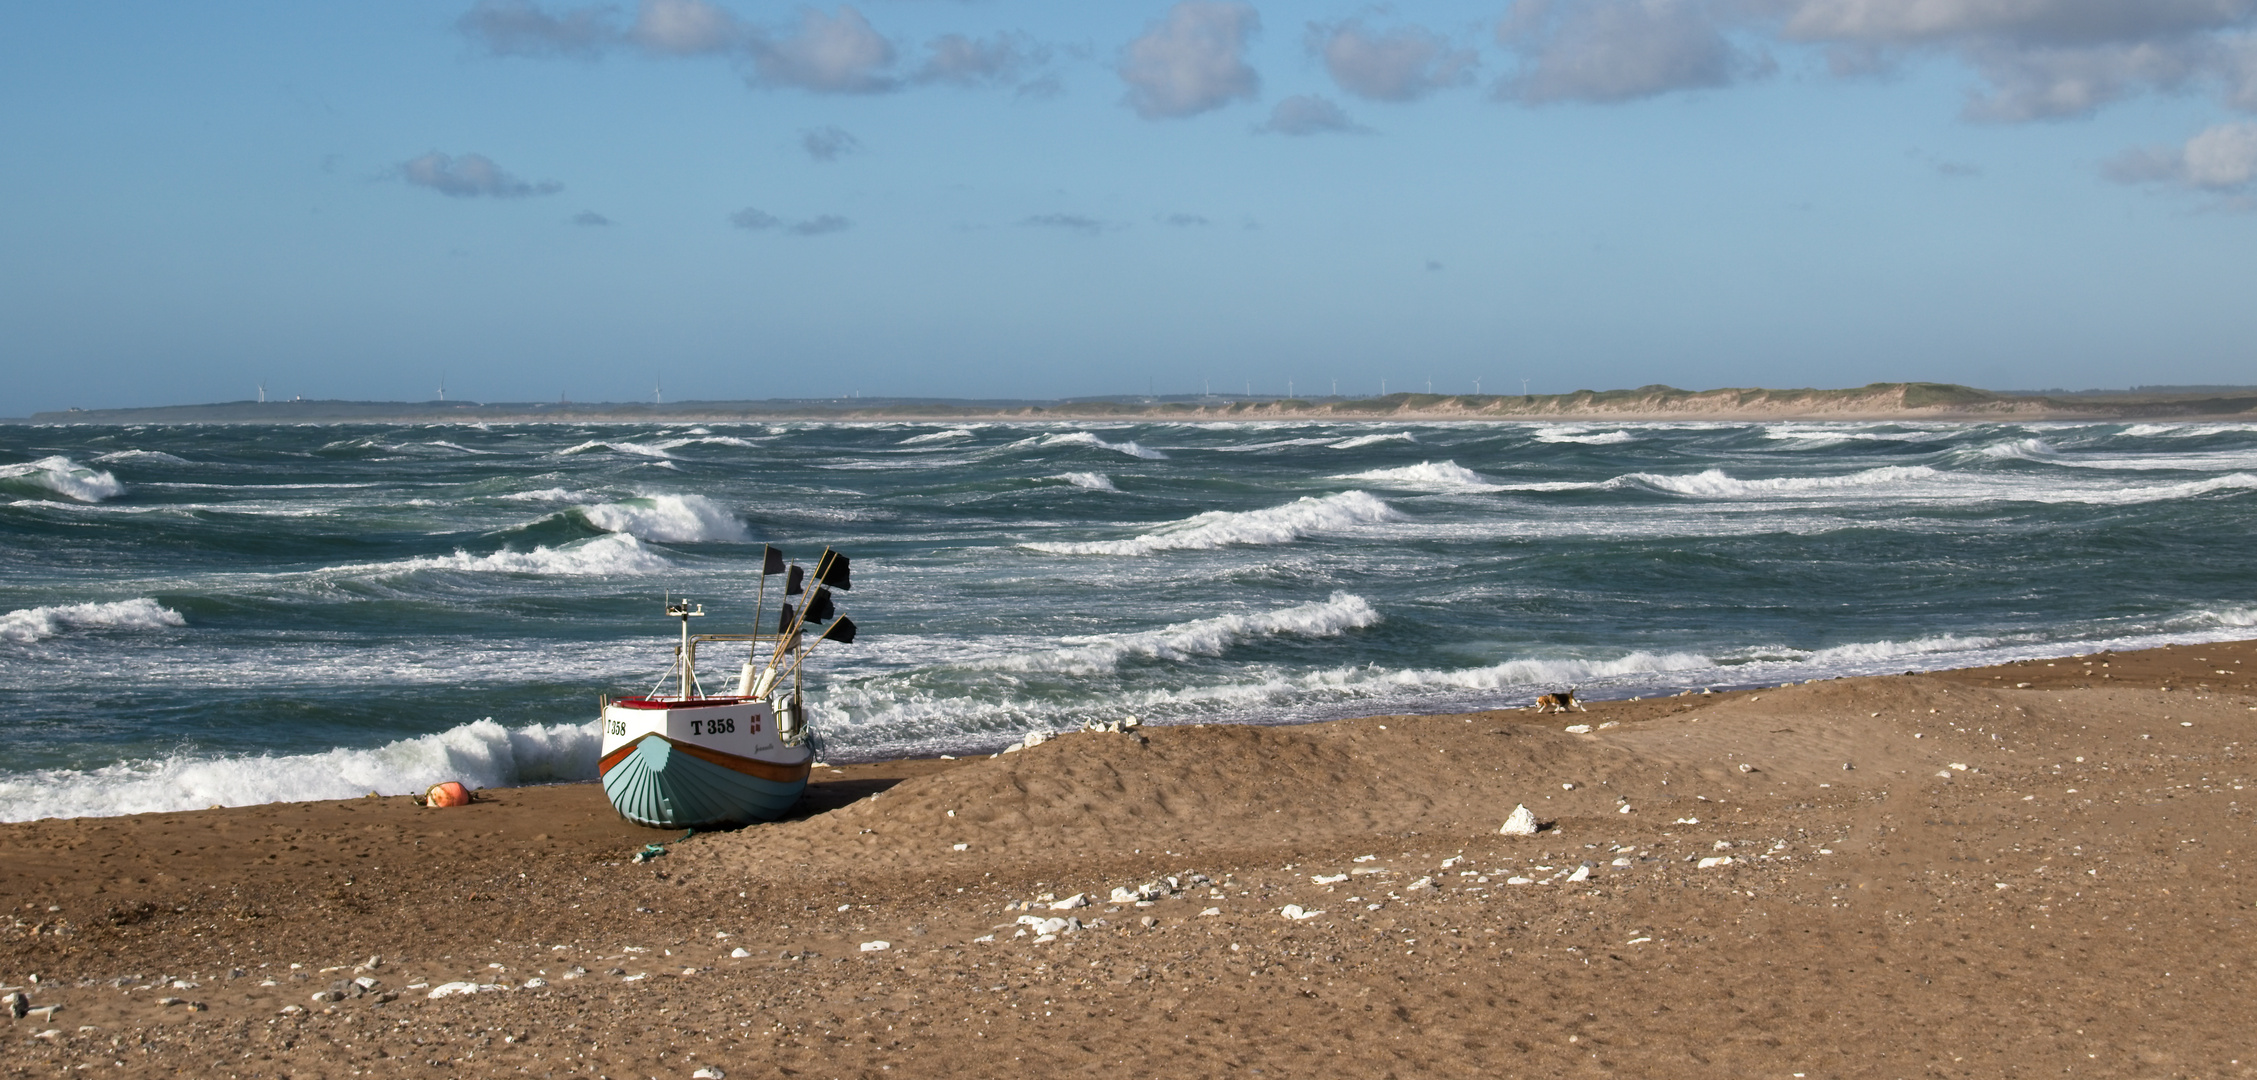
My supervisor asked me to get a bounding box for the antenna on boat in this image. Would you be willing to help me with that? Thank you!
[666,594,705,698]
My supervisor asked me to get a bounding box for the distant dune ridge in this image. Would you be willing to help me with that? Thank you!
[23,382,2257,424]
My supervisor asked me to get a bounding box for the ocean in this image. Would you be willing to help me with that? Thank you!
[2,418,2253,821]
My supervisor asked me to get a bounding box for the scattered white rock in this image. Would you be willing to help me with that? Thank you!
[1279,905,1324,921]
[1564,725,1592,734]
[1405,876,1435,892]
[1017,916,1070,936]
[1311,874,1348,885]
[1697,856,1733,869]
[1049,893,1088,910]
[1674,817,1700,825]
[952,843,969,851]
[1352,855,1377,862]
[1506,877,1534,885]
[1199,907,1221,916]
[1949,762,1970,771]
[859,941,891,953]
[730,947,751,958]
[693,1068,727,1079]
[972,935,996,944]
[1500,805,1540,836]
[522,978,547,989]
[1566,865,1592,882]
[426,982,505,999]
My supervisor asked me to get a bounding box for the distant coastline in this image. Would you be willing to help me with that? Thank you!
[19,382,2257,424]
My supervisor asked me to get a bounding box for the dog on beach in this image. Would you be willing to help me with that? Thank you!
[1533,688,1586,713]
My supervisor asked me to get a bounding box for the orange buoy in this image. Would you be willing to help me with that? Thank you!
[424,781,471,808]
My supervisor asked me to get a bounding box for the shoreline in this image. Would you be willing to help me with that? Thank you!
[18,382,2257,426]
[6,636,2255,1077]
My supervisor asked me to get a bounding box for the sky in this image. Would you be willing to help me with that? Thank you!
[3,0,2256,414]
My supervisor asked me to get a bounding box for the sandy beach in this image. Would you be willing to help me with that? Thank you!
[6,639,2255,1078]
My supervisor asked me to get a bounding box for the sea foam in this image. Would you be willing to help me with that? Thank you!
[0,456,126,502]
[1049,472,1118,491]
[1024,490,1398,555]
[0,598,185,645]
[579,493,750,543]
[0,718,598,822]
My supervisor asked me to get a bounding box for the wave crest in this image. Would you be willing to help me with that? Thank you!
[1,598,185,645]
[0,456,126,502]
[994,593,1382,676]
[579,494,750,543]
[1335,460,1499,492]
[0,718,598,822]
[1038,432,1168,459]
[1024,490,1398,556]
[328,533,671,577]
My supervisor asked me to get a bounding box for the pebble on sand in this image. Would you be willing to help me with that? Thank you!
[859,941,891,953]
[1049,893,1089,910]
[1697,856,1734,869]
[1279,905,1324,921]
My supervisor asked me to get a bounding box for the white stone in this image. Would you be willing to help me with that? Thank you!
[730,947,751,958]
[1564,725,1591,734]
[1311,874,1348,885]
[1500,805,1539,836]
[426,982,503,999]
[952,843,969,851]
[522,978,547,989]
[693,1068,727,1079]
[1279,905,1324,921]
[1405,876,1435,892]
[859,941,891,953]
[1567,865,1591,882]
[1697,856,1733,869]
[1200,907,1221,916]
[1050,893,1088,910]
[1506,876,1534,885]
[1109,887,1141,904]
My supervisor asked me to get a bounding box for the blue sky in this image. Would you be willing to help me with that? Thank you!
[4,1,2255,413]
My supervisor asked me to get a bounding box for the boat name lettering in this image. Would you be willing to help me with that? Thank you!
[605,717,627,736]
[690,717,738,736]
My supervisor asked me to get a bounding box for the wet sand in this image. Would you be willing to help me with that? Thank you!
[5,640,2256,1078]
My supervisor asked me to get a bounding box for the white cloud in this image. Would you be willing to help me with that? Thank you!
[1119,1,1263,119]
[1309,20,1478,102]
[1496,0,1767,104]
[458,0,616,58]
[631,0,739,55]
[1766,0,2257,120]
[399,152,562,198]
[730,207,780,230]
[2106,120,2257,202]
[1257,94,1365,135]
[745,6,898,94]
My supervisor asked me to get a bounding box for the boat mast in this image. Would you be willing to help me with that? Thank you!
[667,597,705,699]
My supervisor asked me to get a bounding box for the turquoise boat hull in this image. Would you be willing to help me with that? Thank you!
[599,734,811,829]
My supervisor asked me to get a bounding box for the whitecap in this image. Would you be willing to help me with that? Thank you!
[1622,465,1942,498]
[324,533,671,577]
[0,718,598,822]
[1532,427,1636,445]
[899,428,977,445]
[0,598,185,645]
[1023,491,1398,556]
[0,456,126,502]
[1329,432,1415,449]
[91,450,191,465]
[1333,460,1501,492]
[991,593,1381,676]
[1037,432,1168,460]
[1048,472,1118,491]
[558,440,673,459]
[579,494,750,543]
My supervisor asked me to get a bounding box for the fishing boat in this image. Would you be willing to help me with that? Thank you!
[598,546,857,829]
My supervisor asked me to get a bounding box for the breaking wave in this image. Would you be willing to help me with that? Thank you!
[1,598,186,645]
[579,494,750,543]
[1023,491,1398,555]
[1623,465,1942,498]
[1048,472,1118,491]
[0,718,599,822]
[1329,432,1415,449]
[325,533,671,577]
[900,428,977,445]
[558,440,673,459]
[91,450,191,465]
[1533,427,1635,445]
[1038,432,1168,460]
[1334,460,1500,492]
[992,593,1382,676]
[0,456,126,502]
